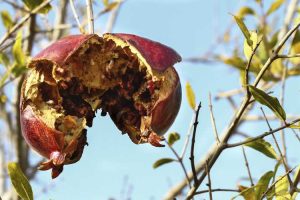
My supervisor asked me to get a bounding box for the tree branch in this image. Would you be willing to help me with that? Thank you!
[0,0,54,47]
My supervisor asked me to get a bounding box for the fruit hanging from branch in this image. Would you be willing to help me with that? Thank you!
[20,33,182,178]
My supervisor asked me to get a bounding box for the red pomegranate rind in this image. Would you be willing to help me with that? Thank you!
[30,34,97,67]
[151,69,181,135]
[20,105,64,159]
[106,33,182,72]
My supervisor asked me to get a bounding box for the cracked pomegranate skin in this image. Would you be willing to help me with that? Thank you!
[20,33,182,178]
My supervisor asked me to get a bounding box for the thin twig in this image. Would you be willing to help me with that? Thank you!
[260,107,272,131]
[279,64,288,166]
[208,93,220,144]
[226,118,300,148]
[270,133,293,189]
[180,114,196,159]
[52,0,69,41]
[205,160,213,200]
[190,102,202,186]
[0,0,54,48]
[260,107,293,190]
[245,38,263,96]
[194,188,239,195]
[69,0,85,33]
[244,114,299,121]
[291,128,300,143]
[165,140,191,189]
[242,146,254,186]
[86,0,94,34]
[277,54,300,58]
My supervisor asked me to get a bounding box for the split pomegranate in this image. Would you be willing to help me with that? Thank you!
[20,33,181,178]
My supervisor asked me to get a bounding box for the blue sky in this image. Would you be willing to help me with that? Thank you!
[1,0,300,199]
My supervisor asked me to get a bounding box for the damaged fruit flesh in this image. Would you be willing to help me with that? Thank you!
[20,34,181,178]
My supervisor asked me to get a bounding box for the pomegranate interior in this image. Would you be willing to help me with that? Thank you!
[24,36,163,152]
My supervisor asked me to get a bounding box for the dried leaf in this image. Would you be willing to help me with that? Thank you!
[153,158,175,169]
[249,85,286,121]
[7,162,33,200]
[244,138,278,159]
[186,82,196,110]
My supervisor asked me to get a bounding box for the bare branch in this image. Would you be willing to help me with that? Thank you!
[205,160,213,200]
[242,146,254,186]
[226,118,300,148]
[208,93,220,144]
[277,54,300,59]
[194,188,239,195]
[245,38,263,96]
[86,0,94,34]
[165,139,191,189]
[190,102,202,186]
[69,0,85,33]
[52,0,69,41]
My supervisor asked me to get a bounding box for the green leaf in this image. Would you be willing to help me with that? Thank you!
[232,14,253,46]
[0,95,7,103]
[12,65,27,77]
[153,158,175,169]
[275,176,291,200]
[12,31,26,66]
[244,138,278,159]
[249,85,286,121]
[0,64,14,88]
[0,52,10,66]
[266,0,285,16]
[186,82,196,110]
[256,171,274,199]
[22,0,52,14]
[1,11,13,29]
[289,31,300,65]
[237,7,255,19]
[7,162,33,200]
[168,132,180,146]
[219,56,246,70]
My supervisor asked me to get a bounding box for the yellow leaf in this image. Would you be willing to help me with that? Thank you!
[185,82,196,110]
[243,31,258,60]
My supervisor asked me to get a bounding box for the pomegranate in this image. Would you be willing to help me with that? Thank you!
[20,33,181,178]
